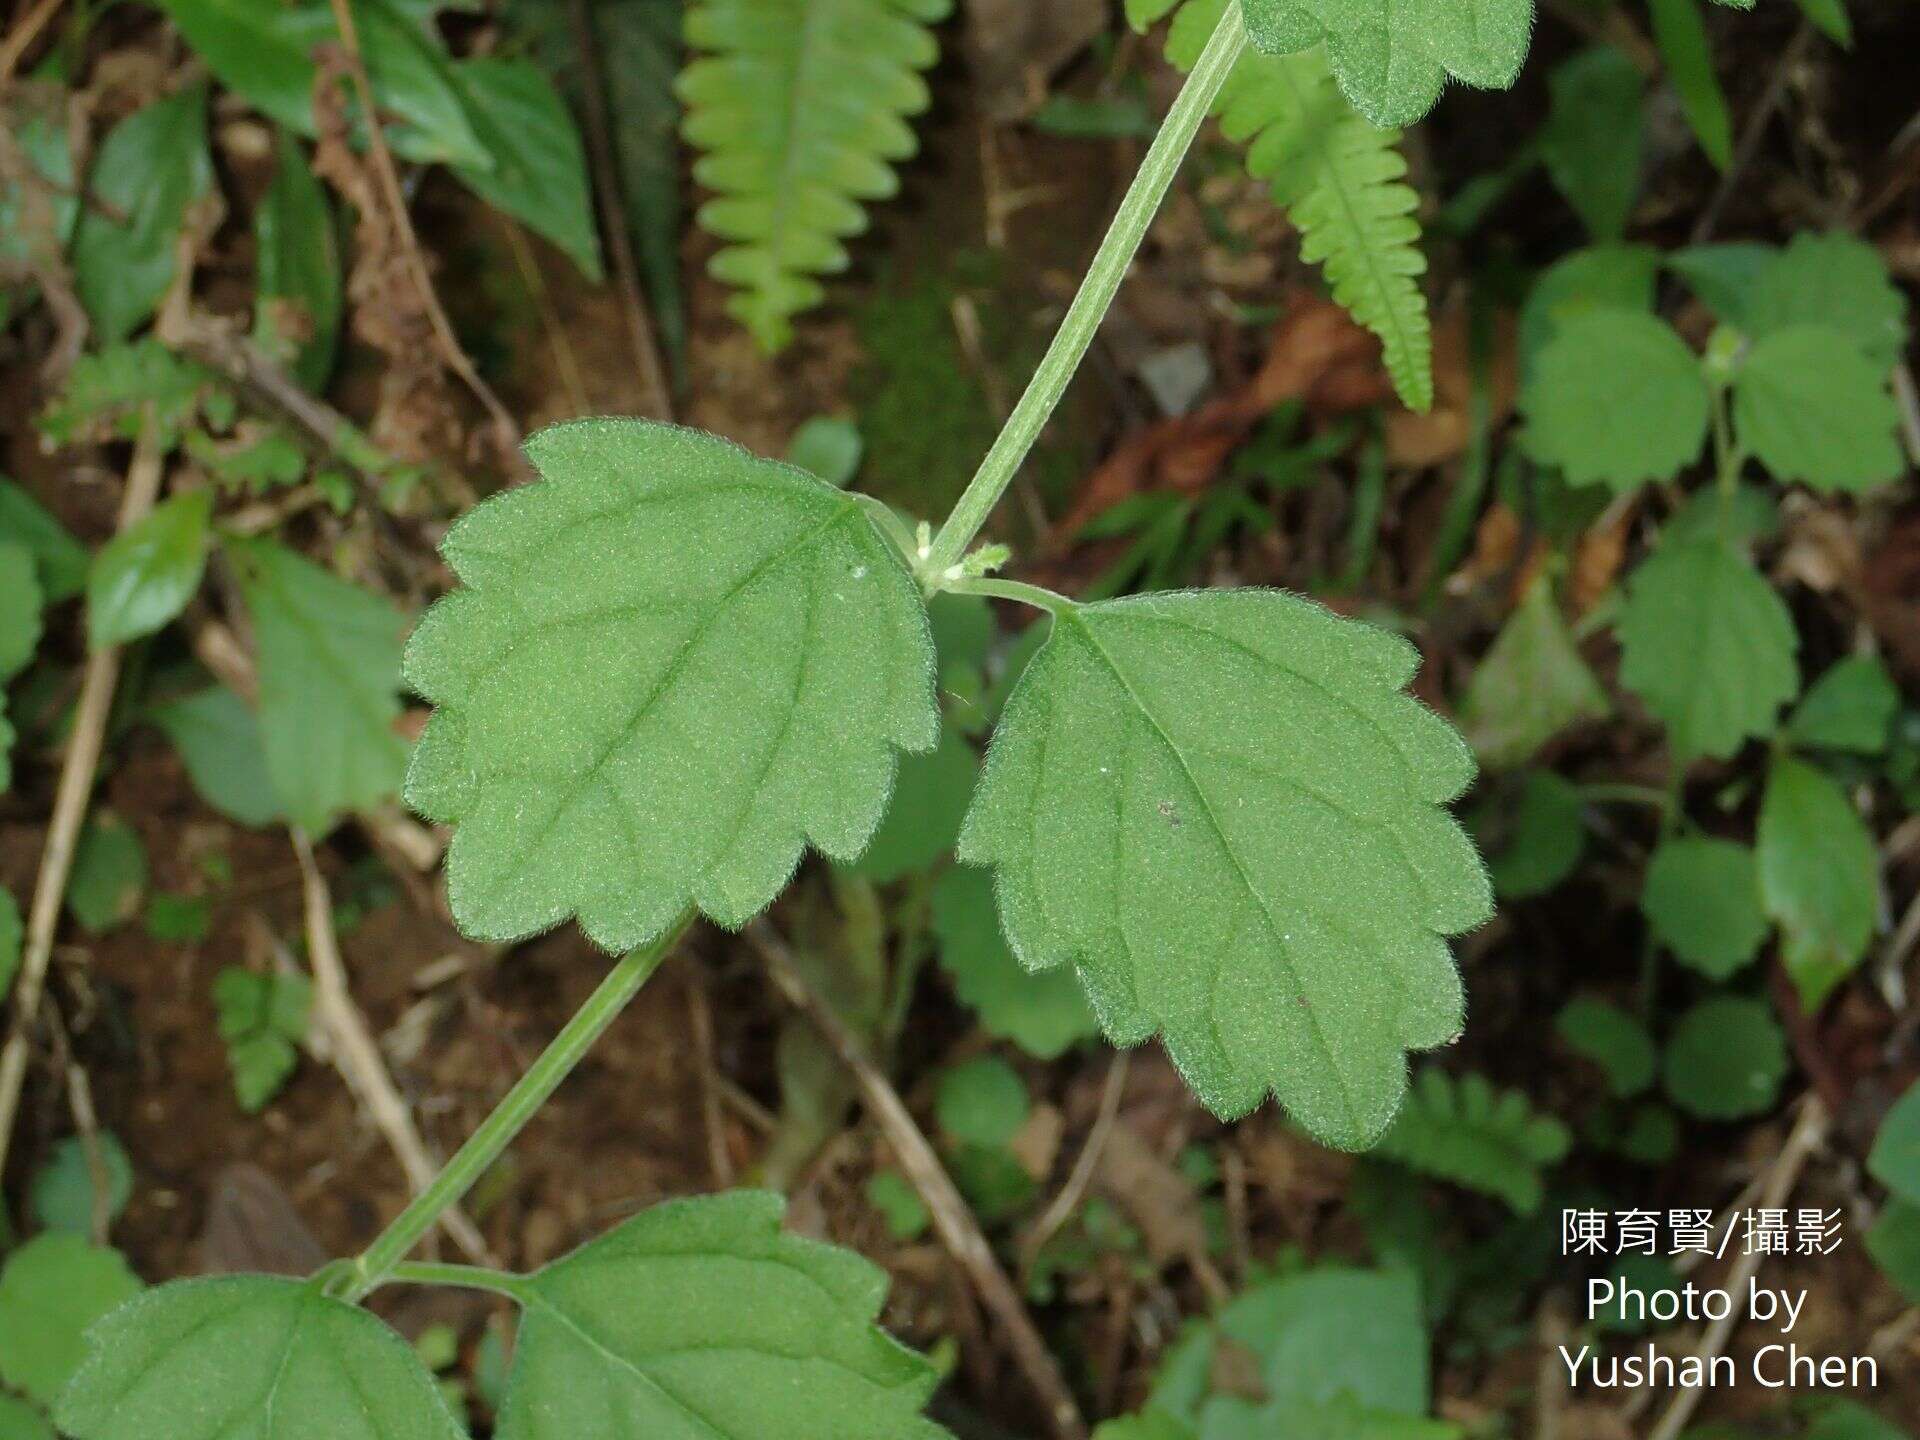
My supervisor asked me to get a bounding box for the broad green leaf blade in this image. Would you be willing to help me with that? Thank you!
[230,538,412,836]
[959,591,1490,1148]
[0,884,21,993]
[255,129,342,393]
[498,1190,946,1440]
[1869,1081,1920,1205]
[70,86,214,342]
[1373,1069,1570,1213]
[65,816,148,934]
[213,967,312,1112]
[28,1133,135,1235]
[86,491,213,650]
[1556,996,1656,1098]
[1475,771,1585,901]
[1868,1202,1920,1304]
[1459,574,1608,771]
[1215,1266,1430,1414]
[1664,241,1776,327]
[1788,655,1899,754]
[839,726,975,882]
[931,865,1098,1060]
[404,419,937,949]
[1792,0,1851,44]
[1520,310,1709,491]
[0,477,89,602]
[57,1277,465,1440]
[148,687,286,827]
[1646,0,1732,168]
[1661,996,1786,1120]
[1539,47,1645,241]
[450,58,604,280]
[1519,244,1660,376]
[0,540,44,679]
[935,1056,1029,1147]
[1747,232,1906,368]
[1733,324,1904,492]
[1758,756,1879,1008]
[0,1236,143,1407]
[1616,538,1798,761]
[0,1394,54,1440]
[1640,837,1767,979]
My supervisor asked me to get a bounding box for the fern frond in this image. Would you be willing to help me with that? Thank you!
[679,0,952,351]
[1373,1070,1571,1213]
[1148,0,1434,411]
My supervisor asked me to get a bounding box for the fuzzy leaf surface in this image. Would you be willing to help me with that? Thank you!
[932,865,1098,1060]
[1616,538,1797,761]
[960,590,1489,1149]
[497,1190,946,1440]
[1733,324,1904,493]
[404,419,936,949]
[1746,232,1907,367]
[56,1277,464,1440]
[1520,310,1708,490]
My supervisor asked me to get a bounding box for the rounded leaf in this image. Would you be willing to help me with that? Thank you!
[1662,996,1787,1121]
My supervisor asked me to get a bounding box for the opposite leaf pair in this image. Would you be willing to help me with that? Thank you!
[403,419,1491,1150]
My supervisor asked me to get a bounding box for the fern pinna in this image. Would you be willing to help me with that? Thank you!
[679,0,952,351]
[1132,0,1433,411]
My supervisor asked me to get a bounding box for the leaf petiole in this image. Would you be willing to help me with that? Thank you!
[918,3,1248,584]
[335,909,696,1303]
[384,1262,532,1302]
[942,576,1075,616]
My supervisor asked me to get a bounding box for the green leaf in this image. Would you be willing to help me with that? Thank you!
[0,1395,54,1440]
[495,1190,945,1440]
[255,129,342,393]
[1555,997,1657,1098]
[840,727,975,882]
[450,58,603,280]
[38,339,232,450]
[1240,0,1533,127]
[0,541,44,679]
[1460,575,1608,770]
[1665,242,1777,327]
[56,1276,465,1440]
[864,1171,931,1240]
[1373,1069,1570,1213]
[70,86,214,342]
[1202,1396,1457,1440]
[1733,324,1904,493]
[1788,655,1899,754]
[679,0,953,350]
[1746,232,1906,368]
[86,491,213,651]
[1867,1201,1920,1304]
[0,1235,143,1407]
[65,816,148,934]
[1869,1081,1920,1205]
[230,537,412,836]
[1616,538,1798,761]
[146,892,213,943]
[1661,996,1787,1120]
[404,419,937,949]
[787,417,867,487]
[1521,311,1708,490]
[0,884,21,994]
[1640,837,1767,979]
[935,1056,1029,1148]
[0,478,89,602]
[1095,1411,1196,1440]
[1519,244,1660,376]
[148,686,285,827]
[1213,1266,1430,1415]
[149,0,489,168]
[931,865,1098,1060]
[960,591,1489,1148]
[1758,756,1878,1009]
[28,1132,135,1235]
[1791,0,1851,44]
[1646,0,1732,168]
[1474,770,1585,900]
[213,966,313,1112]
[1539,48,1645,240]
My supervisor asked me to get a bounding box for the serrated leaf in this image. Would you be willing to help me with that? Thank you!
[450,58,603,280]
[1241,0,1533,127]
[86,491,213,650]
[1640,836,1767,979]
[1788,655,1899,754]
[1733,324,1904,493]
[1747,232,1906,368]
[1539,47,1645,241]
[0,541,43,679]
[404,419,936,949]
[38,339,232,450]
[0,478,89,602]
[1521,310,1708,490]
[230,537,411,836]
[70,86,214,342]
[255,129,342,393]
[213,967,313,1112]
[959,591,1489,1148]
[1616,538,1798,761]
[148,686,285,827]
[0,1236,143,1407]
[1758,756,1878,1009]
[496,1190,946,1440]
[1373,1069,1570,1213]
[1869,1080,1920,1205]
[1661,995,1786,1120]
[1460,574,1608,770]
[931,865,1098,1060]
[56,1276,465,1440]
[1518,243,1660,377]
[1556,997,1656,1098]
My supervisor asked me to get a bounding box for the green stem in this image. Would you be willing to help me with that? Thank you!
[944,576,1075,615]
[384,1262,531,1301]
[338,910,695,1303]
[919,4,1248,583]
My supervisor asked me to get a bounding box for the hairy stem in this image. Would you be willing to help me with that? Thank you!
[385,1262,532,1301]
[338,911,695,1302]
[920,3,1247,582]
